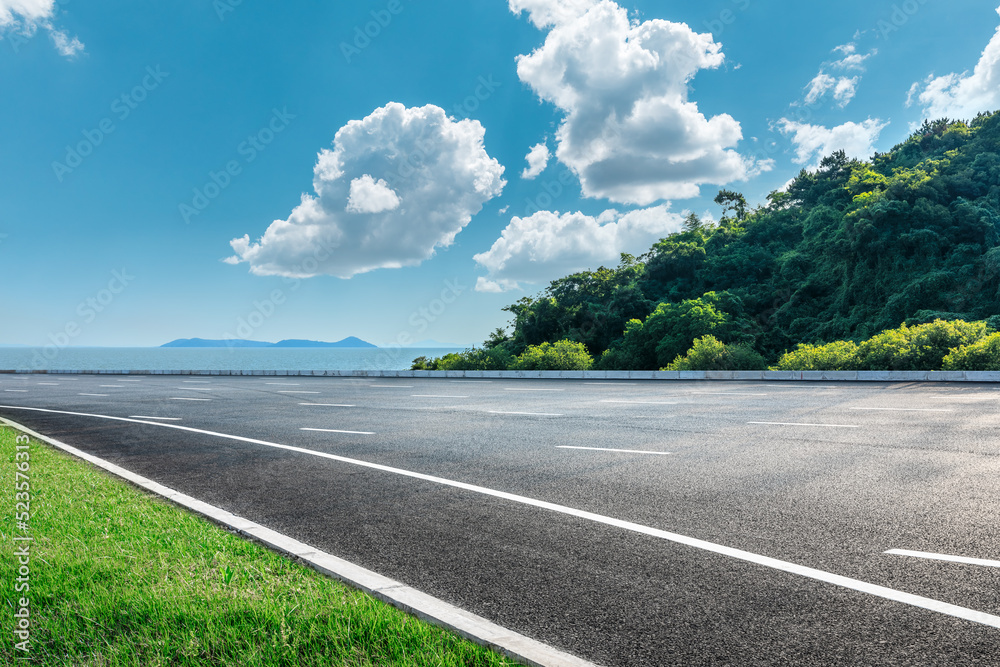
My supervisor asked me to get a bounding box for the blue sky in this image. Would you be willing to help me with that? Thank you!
[2,0,998,347]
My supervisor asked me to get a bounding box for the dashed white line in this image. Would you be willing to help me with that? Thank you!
[266,383,301,386]
[504,388,565,392]
[369,385,414,388]
[300,427,375,435]
[2,404,996,631]
[99,385,126,388]
[129,416,183,421]
[850,407,954,412]
[299,403,356,407]
[4,389,28,393]
[886,549,1000,568]
[78,393,109,397]
[37,382,60,386]
[411,395,469,398]
[557,446,671,455]
[601,400,679,405]
[278,391,320,394]
[182,380,211,384]
[115,379,142,382]
[748,421,859,428]
[488,411,564,417]
[585,382,637,385]
[177,387,213,391]
[169,397,210,401]
[450,380,493,383]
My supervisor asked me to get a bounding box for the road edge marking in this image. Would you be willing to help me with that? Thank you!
[0,416,597,667]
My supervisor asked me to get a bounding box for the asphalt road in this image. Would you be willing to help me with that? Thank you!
[2,375,998,666]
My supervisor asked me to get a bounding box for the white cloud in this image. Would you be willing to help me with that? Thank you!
[49,28,83,57]
[778,118,889,168]
[0,0,84,57]
[799,43,874,109]
[474,205,683,291]
[511,0,766,205]
[508,0,597,28]
[346,175,400,214]
[910,6,1000,120]
[521,142,550,179]
[227,102,506,279]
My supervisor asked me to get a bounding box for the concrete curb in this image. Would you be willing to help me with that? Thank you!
[3,369,1000,382]
[0,417,598,667]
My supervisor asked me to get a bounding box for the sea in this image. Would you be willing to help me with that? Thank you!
[0,347,466,372]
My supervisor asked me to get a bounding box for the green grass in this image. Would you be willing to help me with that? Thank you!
[0,427,519,666]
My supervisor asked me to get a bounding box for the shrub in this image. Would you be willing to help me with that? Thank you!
[856,319,988,370]
[772,340,860,370]
[512,340,593,371]
[411,347,513,371]
[665,335,767,371]
[942,332,1000,370]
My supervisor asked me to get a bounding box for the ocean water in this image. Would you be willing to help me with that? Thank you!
[0,347,466,372]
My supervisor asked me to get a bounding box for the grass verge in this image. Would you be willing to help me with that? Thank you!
[0,426,519,666]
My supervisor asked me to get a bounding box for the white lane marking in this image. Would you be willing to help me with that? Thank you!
[278,390,320,394]
[78,393,108,397]
[411,395,469,399]
[129,416,182,421]
[299,403,356,407]
[99,385,126,388]
[488,411,564,417]
[169,397,210,401]
[369,385,414,388]
[886,549,1000,568]
[450,380,493,383]
[266,383,301,386]
[504,388,565,392]
[115,379,142,382]
[601,400,679,405]
[37,382,60,386]
[300,427,375,435]
[748,421,859,428]
[850,407,953,412]
[690,392,767,396]
[182,380,211,383]
[585,382,637,385]
[557,446,671,456]
[2,403,997,631]
[177,387,213,391]
[929,395,998,400]
[4,389,28,393]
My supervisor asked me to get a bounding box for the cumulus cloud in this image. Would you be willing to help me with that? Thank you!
[777,118,889,168]
[474,205,684,291]
[909,6,1000,120]
[521,142,550,179]
[226,103,506,279]
[0,0,84,57]
[511,0,767,205]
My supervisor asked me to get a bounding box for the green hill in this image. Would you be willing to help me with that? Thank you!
[469,111,1000,371]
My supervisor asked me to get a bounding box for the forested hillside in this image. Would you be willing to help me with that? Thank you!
[421,112,1000,371]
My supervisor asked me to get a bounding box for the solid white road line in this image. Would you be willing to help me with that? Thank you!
[1,403,997,631]
[886,549,1000,568]
[850,407,954,412]
[0,415,595,667]
[411,395,469,398]
[488,411,564,417]
[299,403,356,407]
[170,397,210,401]
[557,446,671,455]
[300,427,375,435]
[129,416,182,421]
[748,421,859,428]
[78,393,108,397]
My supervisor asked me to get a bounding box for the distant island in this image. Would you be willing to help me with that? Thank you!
[161,337,377,348]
